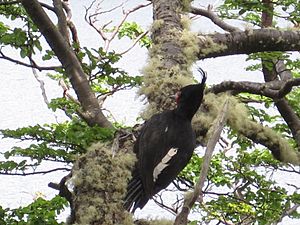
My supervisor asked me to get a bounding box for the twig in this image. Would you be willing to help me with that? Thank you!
[119,30,149,55]
[29,58,50,105]
[85,1,151,52]
[174,98,229,225]
[190,5,240,32]
[0,167,70,176]
[0,50,61,71]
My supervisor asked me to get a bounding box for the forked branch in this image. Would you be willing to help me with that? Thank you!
[209,78,300,99]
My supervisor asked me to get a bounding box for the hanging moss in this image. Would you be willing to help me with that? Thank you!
[193,93,300,164]
[200,36,227,57]
[151,19,164,33]
[140,9,200,118]
[181,0,192,12]
[72,143,136,225]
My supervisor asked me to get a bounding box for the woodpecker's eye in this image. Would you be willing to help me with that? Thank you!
[175,91,181,103]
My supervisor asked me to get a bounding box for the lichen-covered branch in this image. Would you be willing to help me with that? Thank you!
[209,78,300,99]
[198,29,300,59]
[21,0,112,128]
[194,94,300,165]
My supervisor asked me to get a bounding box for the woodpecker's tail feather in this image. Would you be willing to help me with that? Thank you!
[123,174,149,213]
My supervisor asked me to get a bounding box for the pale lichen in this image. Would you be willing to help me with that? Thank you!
[140,7,201,118]
[193,93,300,164]
[200,36,227,57]
[72,142,136,225]
[151,19,164,33]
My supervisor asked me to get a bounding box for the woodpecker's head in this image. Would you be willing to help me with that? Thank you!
[175,68,206,104]
[175,68,207,120]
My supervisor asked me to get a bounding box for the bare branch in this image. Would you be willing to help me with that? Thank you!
[40,2,55,12]
[53,0,69,40]
[0,167,70,176]
[84,1,125,42]
[106,2,151,51]
[119,30,149,55]
[85,1,151,52]
[49,172,75,223]
[29,58,50,105]
[190,5,240,32]
[62,0,80,48]
[259,1,300,149]
[174,99,229,225]
[0,49,61,71]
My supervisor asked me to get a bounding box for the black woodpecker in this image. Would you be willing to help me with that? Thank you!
[124,69,207,213]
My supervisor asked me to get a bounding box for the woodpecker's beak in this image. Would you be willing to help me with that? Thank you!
[169,94,176,99]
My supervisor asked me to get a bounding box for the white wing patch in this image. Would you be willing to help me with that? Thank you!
[164,126,168,133]
[153,148,178,182]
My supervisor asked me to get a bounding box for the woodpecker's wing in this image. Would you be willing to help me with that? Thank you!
[136,110,195,197]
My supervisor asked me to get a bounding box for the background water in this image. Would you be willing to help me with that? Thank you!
[0,0,298,224]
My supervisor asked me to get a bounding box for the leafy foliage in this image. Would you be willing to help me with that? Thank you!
[0,120,115,166]
[218,0,300,27]
[0,3,42,58]
[79,47,142,95]
[0,196,67,225]
[118,21,151,48]
[179,147,300,224]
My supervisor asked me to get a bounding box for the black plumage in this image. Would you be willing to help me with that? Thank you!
[124,71,206,213]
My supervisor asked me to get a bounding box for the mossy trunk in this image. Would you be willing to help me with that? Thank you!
[71,143,136,225]
[140,0,197,116]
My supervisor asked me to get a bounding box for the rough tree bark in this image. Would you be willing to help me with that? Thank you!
[140,0,195,113]
[21,0,112,128]
[198,29,300,59]
[260,0,300,147]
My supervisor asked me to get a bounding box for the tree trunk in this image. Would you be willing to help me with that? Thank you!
[140,0,195,114]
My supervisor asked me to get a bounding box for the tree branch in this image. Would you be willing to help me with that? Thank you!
[53,0,69,41]
[198,29,300,59]
[62,0,80,48]
[260,0,300,148]
[190,5,240,32]
[119,30,149,55]
[174,99,229,225]
[0,167,70,176]
[0,49,61,71]
[209,78,300,99]
[21,0,112,128]
[29,58,50,105]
